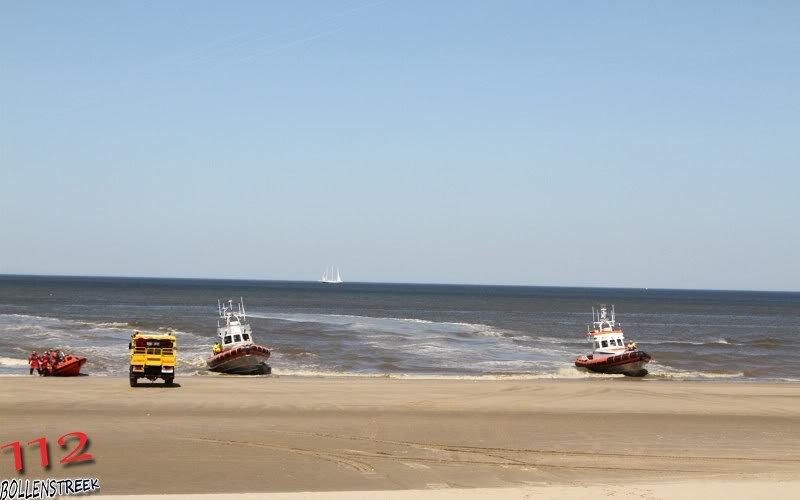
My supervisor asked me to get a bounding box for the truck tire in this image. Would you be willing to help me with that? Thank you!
[164,377,174,387]
[129,376,138,387]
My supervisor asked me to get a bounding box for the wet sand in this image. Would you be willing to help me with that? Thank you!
[1,377,798,497]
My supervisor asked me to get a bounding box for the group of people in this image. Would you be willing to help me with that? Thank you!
[27,349,66,376]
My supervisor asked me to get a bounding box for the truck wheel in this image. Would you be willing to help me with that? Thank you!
[164,377,174,387]
[129,376,138,387]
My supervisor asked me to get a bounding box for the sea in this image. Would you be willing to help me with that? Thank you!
[0,275,798,381]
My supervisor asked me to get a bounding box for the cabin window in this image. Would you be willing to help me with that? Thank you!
[594,341,600,349]
[602,340,608,348]
[234,335,242,342]
[243,334,250,341]
[224,336,232,344]
[612,339,619,346]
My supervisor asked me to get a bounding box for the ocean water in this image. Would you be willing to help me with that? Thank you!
[0,275,798,381]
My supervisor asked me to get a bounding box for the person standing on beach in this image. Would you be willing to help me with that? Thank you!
[28,351,40,375]
[40,353,50,376]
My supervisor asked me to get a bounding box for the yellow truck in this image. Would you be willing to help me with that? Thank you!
[128,331,177,387]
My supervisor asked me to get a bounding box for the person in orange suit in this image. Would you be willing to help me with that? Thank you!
[28,351,40,375]
[40,353,50,376]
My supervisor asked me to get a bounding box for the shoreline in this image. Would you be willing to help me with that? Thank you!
[2,377,799,496]
[2,370,799,383]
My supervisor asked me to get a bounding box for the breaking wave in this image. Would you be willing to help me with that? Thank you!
[0,313,212,376]
[2,300,798,381]
[0,356,29,367]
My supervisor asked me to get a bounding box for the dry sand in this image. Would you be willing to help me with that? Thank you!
[1,377,798,498]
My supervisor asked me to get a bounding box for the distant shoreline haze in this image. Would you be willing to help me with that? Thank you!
[0,274,797,294]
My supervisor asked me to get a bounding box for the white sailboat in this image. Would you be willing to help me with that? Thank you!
[320,265,343,284]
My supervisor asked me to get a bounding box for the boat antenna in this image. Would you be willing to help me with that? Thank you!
[240,296,246,321]
[218,299,222,317]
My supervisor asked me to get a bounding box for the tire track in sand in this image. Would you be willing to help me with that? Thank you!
[183,437,375,474]
[250,429,800,474]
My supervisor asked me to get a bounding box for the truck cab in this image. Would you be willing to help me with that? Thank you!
[129,331,177,387]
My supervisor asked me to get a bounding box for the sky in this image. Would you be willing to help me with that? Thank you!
[1,1,798,290]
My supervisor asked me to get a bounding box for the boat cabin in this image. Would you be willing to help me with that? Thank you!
[217,299,254,351]
[587,305,628,354]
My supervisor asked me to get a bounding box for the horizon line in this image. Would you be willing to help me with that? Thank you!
[0,273,797,294]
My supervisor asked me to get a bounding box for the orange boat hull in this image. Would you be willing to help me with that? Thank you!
[207,344,271,375]
[50,355,87,376]
[575,350,651,376]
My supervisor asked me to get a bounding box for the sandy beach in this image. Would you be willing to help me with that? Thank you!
[1,377,799,498]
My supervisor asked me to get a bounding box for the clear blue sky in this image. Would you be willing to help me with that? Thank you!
[1,1,798,290]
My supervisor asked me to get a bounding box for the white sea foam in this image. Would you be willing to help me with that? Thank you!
[0,313,64,322]
[645,339,736,346]
[270,366,611,380]
[2,307,786,381]
[248,312,497,334]
[646,363,745,380]
[89,322,131,330]
[0,356,29,367]
[648,370,746,380]
[1,313,215,375]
